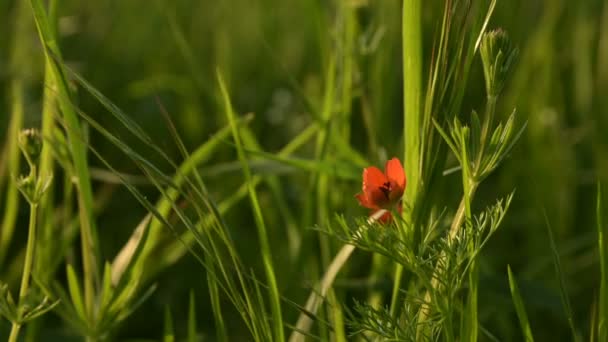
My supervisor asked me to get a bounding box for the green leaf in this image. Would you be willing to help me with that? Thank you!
[66,265,87,323]
[99,262,114,316]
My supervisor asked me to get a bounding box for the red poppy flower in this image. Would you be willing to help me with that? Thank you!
[355,157,406,222]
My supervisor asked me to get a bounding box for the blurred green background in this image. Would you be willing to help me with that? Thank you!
[0,0,607,340]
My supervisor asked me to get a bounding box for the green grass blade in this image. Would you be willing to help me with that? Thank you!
[0,0,32,267]
[240,150,359,181]
[507,265,535,342]
[598,183,607,341]
[66,265,87,325]
[544,211,578,341]
[188,291,197,342]
[29,0,100,318]
[163,306,175,342]
[218,70,285,342]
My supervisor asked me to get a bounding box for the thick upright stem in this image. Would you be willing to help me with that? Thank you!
[402,0,422,207]
[392,0,423,318]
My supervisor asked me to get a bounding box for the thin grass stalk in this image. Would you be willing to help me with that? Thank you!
[392,0,423,319]
[339,1,356,142]
[544,212,579,341]
[0,83,23,266]
[207,260,227,342]
[331,8,356,330]
[187,291,197,342]
[8,203,39,342]
[598,184,608,342]
[314,57,345,340]
[0,0,29,266]
[218,71,285,342]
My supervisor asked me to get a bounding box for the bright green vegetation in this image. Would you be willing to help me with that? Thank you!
[0,0,606,341]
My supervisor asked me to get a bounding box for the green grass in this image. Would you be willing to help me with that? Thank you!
[0,0,607,341]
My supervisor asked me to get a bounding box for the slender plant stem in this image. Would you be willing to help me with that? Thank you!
[8,203,39,342]
[289,209,387,342]
[8,324,21,342]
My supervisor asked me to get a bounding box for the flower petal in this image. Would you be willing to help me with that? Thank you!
[355,193,378,210]
[385,157,406,190]
[363,166,387,189]
[362,166,389,207]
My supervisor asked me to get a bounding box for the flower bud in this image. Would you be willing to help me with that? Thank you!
[479,29,518,98]
[18,129,43,168]
[15,173,52,205]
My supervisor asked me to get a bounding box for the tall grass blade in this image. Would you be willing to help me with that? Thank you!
[163,306,175,342]
[0,0,31,267]
[218,69,285,342]
[544,211,578,341]
[507,265,535,342]
[29,0,100,318]
[598,183,607,341]
[188,291,197,342]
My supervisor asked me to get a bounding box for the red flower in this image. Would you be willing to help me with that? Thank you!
[355,157,406,222]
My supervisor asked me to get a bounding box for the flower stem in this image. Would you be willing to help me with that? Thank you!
[9,202,39,342]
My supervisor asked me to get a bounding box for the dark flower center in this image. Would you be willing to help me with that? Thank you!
[380,181,392,199]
